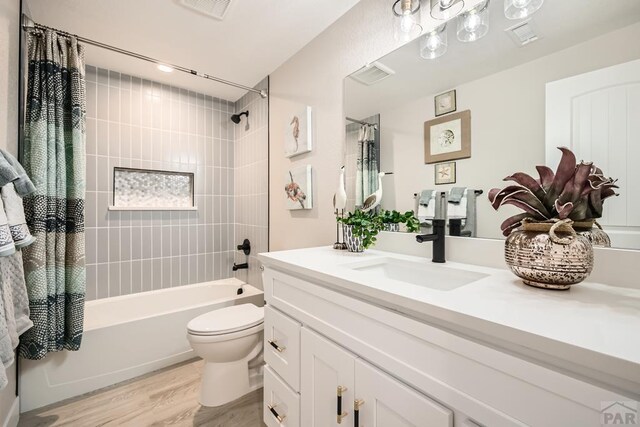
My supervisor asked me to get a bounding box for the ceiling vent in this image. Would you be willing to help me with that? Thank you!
[179,0,233,20]
[505,19,542,47]
[349,62,396,86]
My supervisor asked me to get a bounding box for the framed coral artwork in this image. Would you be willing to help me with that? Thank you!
[285,106,312,157]
[285,165,313,210]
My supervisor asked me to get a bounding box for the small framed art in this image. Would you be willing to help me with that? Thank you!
[285,165,313,210]
[434,162,456,185]
[435,89,456,117]
[424,110,471,164]
[285,106,313,157]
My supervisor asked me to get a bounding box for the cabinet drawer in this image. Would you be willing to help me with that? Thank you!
[264,366,300,427]
[265,305,301,391]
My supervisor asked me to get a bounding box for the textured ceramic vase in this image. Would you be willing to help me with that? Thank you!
[505,219,594,290]
[343,225,364,253]
[383,223,400,232]
[573,220,612,248]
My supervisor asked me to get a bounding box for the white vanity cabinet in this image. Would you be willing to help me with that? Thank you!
[300,327,452,427]
[261,266,633,427]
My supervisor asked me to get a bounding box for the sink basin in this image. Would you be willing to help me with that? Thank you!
[343,257,488,291]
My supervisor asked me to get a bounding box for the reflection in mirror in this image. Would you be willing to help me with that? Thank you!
[344,0,640,249]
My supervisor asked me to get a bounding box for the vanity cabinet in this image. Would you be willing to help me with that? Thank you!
[301,327,452,426]
[262,267,631,427]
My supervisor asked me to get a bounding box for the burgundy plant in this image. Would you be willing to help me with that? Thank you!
[489,147,618,236]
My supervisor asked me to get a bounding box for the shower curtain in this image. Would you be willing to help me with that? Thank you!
[355,124,379,208]
[19,30,87,360]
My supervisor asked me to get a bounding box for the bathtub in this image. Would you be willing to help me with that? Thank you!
[19,278,264,412]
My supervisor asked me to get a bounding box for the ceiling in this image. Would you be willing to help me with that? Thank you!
[25,0,361,101]
[346,0,640,118]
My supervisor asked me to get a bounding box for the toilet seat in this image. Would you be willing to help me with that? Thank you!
[187,304,264,336]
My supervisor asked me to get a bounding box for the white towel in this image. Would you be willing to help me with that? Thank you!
[418,194,436,223]
[0,196,15,257]
[448,191,468,219]
[1,183,36,249]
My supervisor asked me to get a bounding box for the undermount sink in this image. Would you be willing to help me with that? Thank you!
[343,257,488,291]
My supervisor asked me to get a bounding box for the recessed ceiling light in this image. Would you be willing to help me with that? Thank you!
[157,64,173,73]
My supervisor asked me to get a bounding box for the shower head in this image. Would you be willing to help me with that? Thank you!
[231,111,249,124]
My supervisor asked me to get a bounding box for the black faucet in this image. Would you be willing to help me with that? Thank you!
[416,219,446,263]
[449,218,472,237]
[232,262,248,271]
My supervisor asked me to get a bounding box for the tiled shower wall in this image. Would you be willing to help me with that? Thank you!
[84,65,237,300]
[233,78,269,289]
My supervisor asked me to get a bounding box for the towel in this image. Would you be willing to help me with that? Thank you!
[0,149,36,197]
[448,188,468,218]
[1,184,36,248]
[0,251,32,390]
[418,190,436,223]
[419,190,434,206]
[449,187,467,204]
[0,196,15,257]
[1,252,32,344]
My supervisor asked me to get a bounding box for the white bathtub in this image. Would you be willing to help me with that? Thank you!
[19,278,264,412]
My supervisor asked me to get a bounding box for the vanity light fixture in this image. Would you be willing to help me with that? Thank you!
[457,0,490,42]
[504,0,543,20]
[420,24,448,60]
[430,0,465,20]
[157,64,173,73]
[393,0,423,42]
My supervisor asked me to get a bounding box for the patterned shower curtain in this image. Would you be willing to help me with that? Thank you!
[355,124,379,208]
[19,30,86,360]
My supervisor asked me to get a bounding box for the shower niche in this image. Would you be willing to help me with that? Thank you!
[109,167,197,211]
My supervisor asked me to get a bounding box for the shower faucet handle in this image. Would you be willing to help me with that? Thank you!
[237,239,251,255]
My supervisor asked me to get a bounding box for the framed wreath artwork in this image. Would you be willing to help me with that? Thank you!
[424,110,471,164]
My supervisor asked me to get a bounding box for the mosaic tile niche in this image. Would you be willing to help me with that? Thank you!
[113,168,195,209]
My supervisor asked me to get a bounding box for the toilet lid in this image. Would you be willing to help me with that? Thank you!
[187,304,264,335]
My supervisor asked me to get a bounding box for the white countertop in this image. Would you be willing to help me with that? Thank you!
[258,246,640,395]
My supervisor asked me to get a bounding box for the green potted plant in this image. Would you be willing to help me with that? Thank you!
[379,210,420,233]
[489,146,618,290]
[337,210,383,252]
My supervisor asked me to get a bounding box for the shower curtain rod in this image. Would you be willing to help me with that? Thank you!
[346,116,378,129]
[21,14,268,99]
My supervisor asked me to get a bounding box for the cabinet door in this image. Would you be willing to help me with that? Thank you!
[301,327,356,427]
[354,359,453,427]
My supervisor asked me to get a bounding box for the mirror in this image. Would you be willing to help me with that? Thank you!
[344,0,640,249]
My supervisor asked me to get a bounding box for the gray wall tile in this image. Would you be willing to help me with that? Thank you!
[84,66,267,301]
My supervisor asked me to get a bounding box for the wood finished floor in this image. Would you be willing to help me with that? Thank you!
[18,359,266,427]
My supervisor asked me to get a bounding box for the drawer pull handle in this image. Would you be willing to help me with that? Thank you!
[354,399,364,427]
[268,403,286,423]
[337,385,348,423]
[268,339,286,353]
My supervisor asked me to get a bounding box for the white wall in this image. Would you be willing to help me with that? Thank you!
[269,0,640,250]
[377,23,640,239]
[0,0,21,423]
[268,0,483,251]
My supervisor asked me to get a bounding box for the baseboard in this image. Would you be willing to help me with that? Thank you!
[1,396,19,427]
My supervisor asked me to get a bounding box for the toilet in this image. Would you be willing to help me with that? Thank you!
[187,303,264,407]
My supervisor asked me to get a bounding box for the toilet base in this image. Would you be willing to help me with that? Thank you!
[198,351,264,407]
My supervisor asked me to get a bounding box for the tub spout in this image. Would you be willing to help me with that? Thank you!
[232,262,248,271]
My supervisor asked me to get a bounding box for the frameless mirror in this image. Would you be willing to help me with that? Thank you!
[344,0,640,250]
